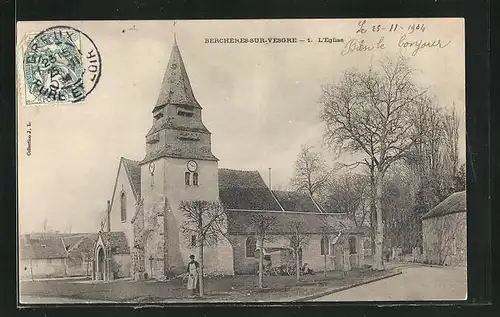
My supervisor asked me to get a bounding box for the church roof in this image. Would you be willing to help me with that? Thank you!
[422,191,467,220]
[122,158,142,200]
[19,235,68,260]
[98,231,130,254]
[226,210,359,235]
[272,190,321,213]
[153,40,201,112]
[140,145,218,165]
[218,169,282,211]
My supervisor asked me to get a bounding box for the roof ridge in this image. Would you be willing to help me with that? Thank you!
[121,156,141,165]
[270,190,285,211]
[218,168,259,173]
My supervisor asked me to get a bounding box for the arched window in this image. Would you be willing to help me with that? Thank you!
[120,192,126,222]
[245,236,257,258]
[185,172,191,185]
[349,236,357,254]
[320,236,329,255]
[193,172,199,186]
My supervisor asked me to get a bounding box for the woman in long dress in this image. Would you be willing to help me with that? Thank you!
[186,254,199,296]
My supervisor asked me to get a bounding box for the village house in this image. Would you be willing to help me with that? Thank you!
[92,36,364,281]
[422,190,467,266]
[19,235,69,279]
[19,233,102,279]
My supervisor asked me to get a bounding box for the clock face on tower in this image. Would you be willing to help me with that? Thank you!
[187,160,198,172]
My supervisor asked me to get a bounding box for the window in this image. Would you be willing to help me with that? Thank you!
[191,235,197,247]
[193,172,198,186]
[320,237,330,255]
[246,236,257,258]
[349,236,357,254]
[177,110,194,117]
[120,191,126,222]
[185,172,191,185]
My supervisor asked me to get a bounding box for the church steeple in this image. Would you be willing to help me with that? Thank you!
[141,37,217,165]
[152,38,201,113]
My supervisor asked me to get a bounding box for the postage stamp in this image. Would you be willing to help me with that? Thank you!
[19,25,102,105]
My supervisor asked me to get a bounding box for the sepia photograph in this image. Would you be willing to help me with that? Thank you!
[16,18,466,304]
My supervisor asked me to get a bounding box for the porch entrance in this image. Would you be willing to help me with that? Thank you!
[97,247,105,280]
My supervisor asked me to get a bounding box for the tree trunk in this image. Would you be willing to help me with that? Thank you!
[296,248,300,282]
[258,238,263,289]
[199,242,204,297]
[324,252,327,279]
[30,259,34,281]
[369,165,377,254]
[372,170,385,271]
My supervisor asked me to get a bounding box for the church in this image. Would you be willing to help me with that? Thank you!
[91,36,364,281]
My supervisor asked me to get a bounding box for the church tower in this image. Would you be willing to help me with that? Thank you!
[138,36,232,278]
[142,35,218,164]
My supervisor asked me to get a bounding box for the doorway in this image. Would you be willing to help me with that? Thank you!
[97,247,105,280]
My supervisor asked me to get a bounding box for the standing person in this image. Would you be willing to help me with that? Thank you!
[186,254,200,296]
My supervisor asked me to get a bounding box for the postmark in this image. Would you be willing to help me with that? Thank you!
[21,26,102,105]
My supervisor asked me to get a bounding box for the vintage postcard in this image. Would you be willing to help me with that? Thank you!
[17,19,466,304]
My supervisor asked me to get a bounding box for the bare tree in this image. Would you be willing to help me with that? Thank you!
[320,56,428,270]
[442,106,462,193]
[180,200,226,297]
[318,215,331,279]
[401,102,464,253]
[317,214,346,278]
[248,213,277,289]
[286,221,310,282]
[291,144,330,198]
[323,172,369,228]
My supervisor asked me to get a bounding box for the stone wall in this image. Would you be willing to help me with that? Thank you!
[109,162,136,253]
[19,258,68,279]
[228,235,258,274]
[423,212,467,266]
[132,203,145,277]
[112,254,131,278]
[229,233,362,274]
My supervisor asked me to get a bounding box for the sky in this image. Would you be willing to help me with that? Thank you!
[16,19,465,233]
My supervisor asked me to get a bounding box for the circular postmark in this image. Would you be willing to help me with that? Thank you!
[22,26,102,104]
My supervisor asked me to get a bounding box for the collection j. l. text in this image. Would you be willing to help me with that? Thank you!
[26,122,32,156]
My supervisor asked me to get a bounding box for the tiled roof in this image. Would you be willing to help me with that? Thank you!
[19,235,68,260]
[65,233,98,253]
[146,116,211,137]
[227,210,358,235]
[99,231,130,254]
[141,145,218,165]
[122,158,142,200]
[153,41,201,112]
[422,191,467,219]
[272,190,320,212]
[218,169,282,211]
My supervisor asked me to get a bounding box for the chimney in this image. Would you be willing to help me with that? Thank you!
[106,200,111,232]
[268,168,272,190]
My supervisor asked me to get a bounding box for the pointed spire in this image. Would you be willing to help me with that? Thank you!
[173,21,177,45]
[153,31,200,112]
